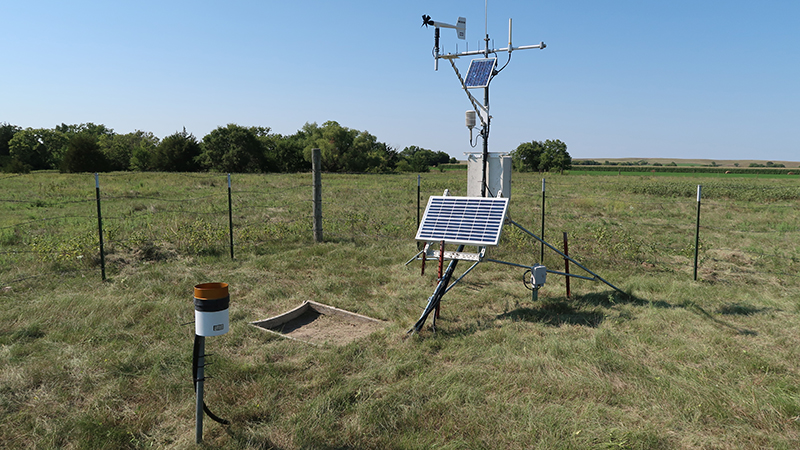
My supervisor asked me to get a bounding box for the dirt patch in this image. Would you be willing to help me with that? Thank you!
[251,301,387,346]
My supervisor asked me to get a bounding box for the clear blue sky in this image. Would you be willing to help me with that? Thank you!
[2,1,798,161]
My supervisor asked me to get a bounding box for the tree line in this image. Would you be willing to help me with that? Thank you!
[1,121,571,174]
[0,121,457,174]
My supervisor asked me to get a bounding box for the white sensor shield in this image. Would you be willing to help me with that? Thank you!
[195,309,229,337]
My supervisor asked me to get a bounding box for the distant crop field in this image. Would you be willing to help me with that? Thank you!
[574,157,800,168]
[2,170,800,448]
[570,169,800,179]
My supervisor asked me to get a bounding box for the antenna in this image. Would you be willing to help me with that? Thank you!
[422,7,546,197]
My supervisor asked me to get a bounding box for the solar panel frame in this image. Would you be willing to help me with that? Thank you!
[415,196,509,246]
[464,58,497,89]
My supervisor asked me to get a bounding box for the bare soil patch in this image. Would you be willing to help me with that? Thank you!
[251,301,387,345]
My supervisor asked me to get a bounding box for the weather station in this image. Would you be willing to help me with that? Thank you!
[407,4,625,334]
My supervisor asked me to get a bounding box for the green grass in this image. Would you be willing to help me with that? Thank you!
[2,170,800,448]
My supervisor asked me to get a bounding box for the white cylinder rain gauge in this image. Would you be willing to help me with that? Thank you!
[194,282,230,337]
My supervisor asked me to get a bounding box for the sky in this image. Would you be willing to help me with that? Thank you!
[2,0,798,161]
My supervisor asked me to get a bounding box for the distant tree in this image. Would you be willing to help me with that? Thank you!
[0,122,21,157]
[540,139,572,173]
[271,132,311,173]
[511,139,571,173]
[55,123,114,139]
[398,146,441,172]
[8,128,68,170]
[302,121,355,172]
[127,131,160,171]
[199,124,268,173]
[449,157,458,164]
[60,133,109,173]
[152,128,201,172]
[99,131,160,171]
[300,121,396,173]
[510,141,543,172]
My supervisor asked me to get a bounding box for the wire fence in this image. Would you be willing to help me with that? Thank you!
[1,172,798,287]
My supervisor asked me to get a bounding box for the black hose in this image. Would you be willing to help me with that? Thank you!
[193,334,230,425]
[522,269,533,291]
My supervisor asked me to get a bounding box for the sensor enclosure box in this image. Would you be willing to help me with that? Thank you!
[531,265,547,288]
[465,152,512,199]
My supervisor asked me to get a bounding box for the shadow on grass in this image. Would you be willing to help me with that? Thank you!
[224,423,285,450]
[716,302,768,316]
[571,290,652,307]
[497,301,604,328]
[492,290,650,329]
[683,300,758,336]
[492,291,758,336]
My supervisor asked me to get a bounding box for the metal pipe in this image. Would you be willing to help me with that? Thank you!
[540,179,545,262]
[545,269,596,281]
[410,245,465,333]
[404,249,425,266]
[563,232,571,298]
[94,173,106,281]
[195,335,205,443]
[444,259,482,294]
[227,174,234,259]
[312,149,323,242]
[694,185,701,281]
[416,175,421,250]
[509,219,626,295]
[484,258,534,269]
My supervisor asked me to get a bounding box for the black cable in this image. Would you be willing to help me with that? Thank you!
[522,269,533,291]
[495,52,512,74]
[192,334,230,425]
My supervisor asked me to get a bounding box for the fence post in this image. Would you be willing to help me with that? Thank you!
[312,148,323,243]
[694,185,701,281]
[563,232,571,298]
[416,175,421,250]
[94,173,106,281]
[540,178,546,263]
[227,174,234,259]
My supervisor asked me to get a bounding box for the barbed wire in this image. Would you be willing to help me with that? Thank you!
[3,172,799,288]
[101,193,225,202]
[0,215,97,230]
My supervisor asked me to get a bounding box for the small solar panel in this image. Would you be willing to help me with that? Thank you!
[415,196,509,246]
[464,58,496,89]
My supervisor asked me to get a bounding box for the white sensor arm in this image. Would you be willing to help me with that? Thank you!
[431,17,466,40]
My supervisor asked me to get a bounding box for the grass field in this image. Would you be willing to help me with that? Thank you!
[2,170,800,449]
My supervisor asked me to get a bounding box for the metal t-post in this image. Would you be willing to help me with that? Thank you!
[694,185,701,281]
[94,173,106,281]
[227,174,234,259]
[540,179,546,263]
[312,148,323,242]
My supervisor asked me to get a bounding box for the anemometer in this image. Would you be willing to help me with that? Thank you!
[422,4,545,197]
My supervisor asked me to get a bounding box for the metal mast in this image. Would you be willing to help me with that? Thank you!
[423,8,545,198]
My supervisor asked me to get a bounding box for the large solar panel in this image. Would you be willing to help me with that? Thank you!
[464,58,496,89]
[415,196,509,246]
